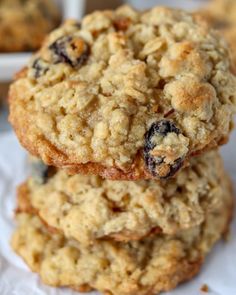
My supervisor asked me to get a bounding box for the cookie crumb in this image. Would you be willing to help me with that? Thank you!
[201,284,209,292]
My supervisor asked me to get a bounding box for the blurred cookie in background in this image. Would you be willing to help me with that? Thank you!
[202,0,236,23]
[0,0,61,52]
[198,0,236,72]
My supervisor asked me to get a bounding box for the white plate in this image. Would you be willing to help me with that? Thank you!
[0,0,85,82]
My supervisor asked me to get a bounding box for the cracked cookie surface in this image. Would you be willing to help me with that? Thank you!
[11,186,233,295]
[0,0,61,52]
[18,151,231,245]
[9,5,236,179]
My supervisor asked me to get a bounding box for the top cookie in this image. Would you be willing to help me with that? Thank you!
[9,5,236,180]
[0,0,61,52]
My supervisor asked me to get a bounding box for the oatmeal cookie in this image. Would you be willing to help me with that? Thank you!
[9,5,236,180]
[11,188,233,295]
[0,0,61,52]
[18,151,230,245]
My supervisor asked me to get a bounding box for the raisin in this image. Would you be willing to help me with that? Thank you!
[49,35,90,68]
[30,159,55,184]
[31,58,49,78]
[145,120,180,151]
[144,120,184,179]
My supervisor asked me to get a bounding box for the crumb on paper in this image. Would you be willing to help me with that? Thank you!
[200,284,209,292]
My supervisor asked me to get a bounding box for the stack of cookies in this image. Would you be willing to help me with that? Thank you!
[8,5,236,295]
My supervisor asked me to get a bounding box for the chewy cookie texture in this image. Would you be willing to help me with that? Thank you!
[9,5,236,180]
[0,0,61,52]
[18,151,229,245]
[11,188,233,295]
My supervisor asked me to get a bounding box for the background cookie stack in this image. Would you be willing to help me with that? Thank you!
[8,5,236,295]
[0,0,61,52]
[198,0,236,75]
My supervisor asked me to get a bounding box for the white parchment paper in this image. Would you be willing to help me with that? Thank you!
[0,125,235,295]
